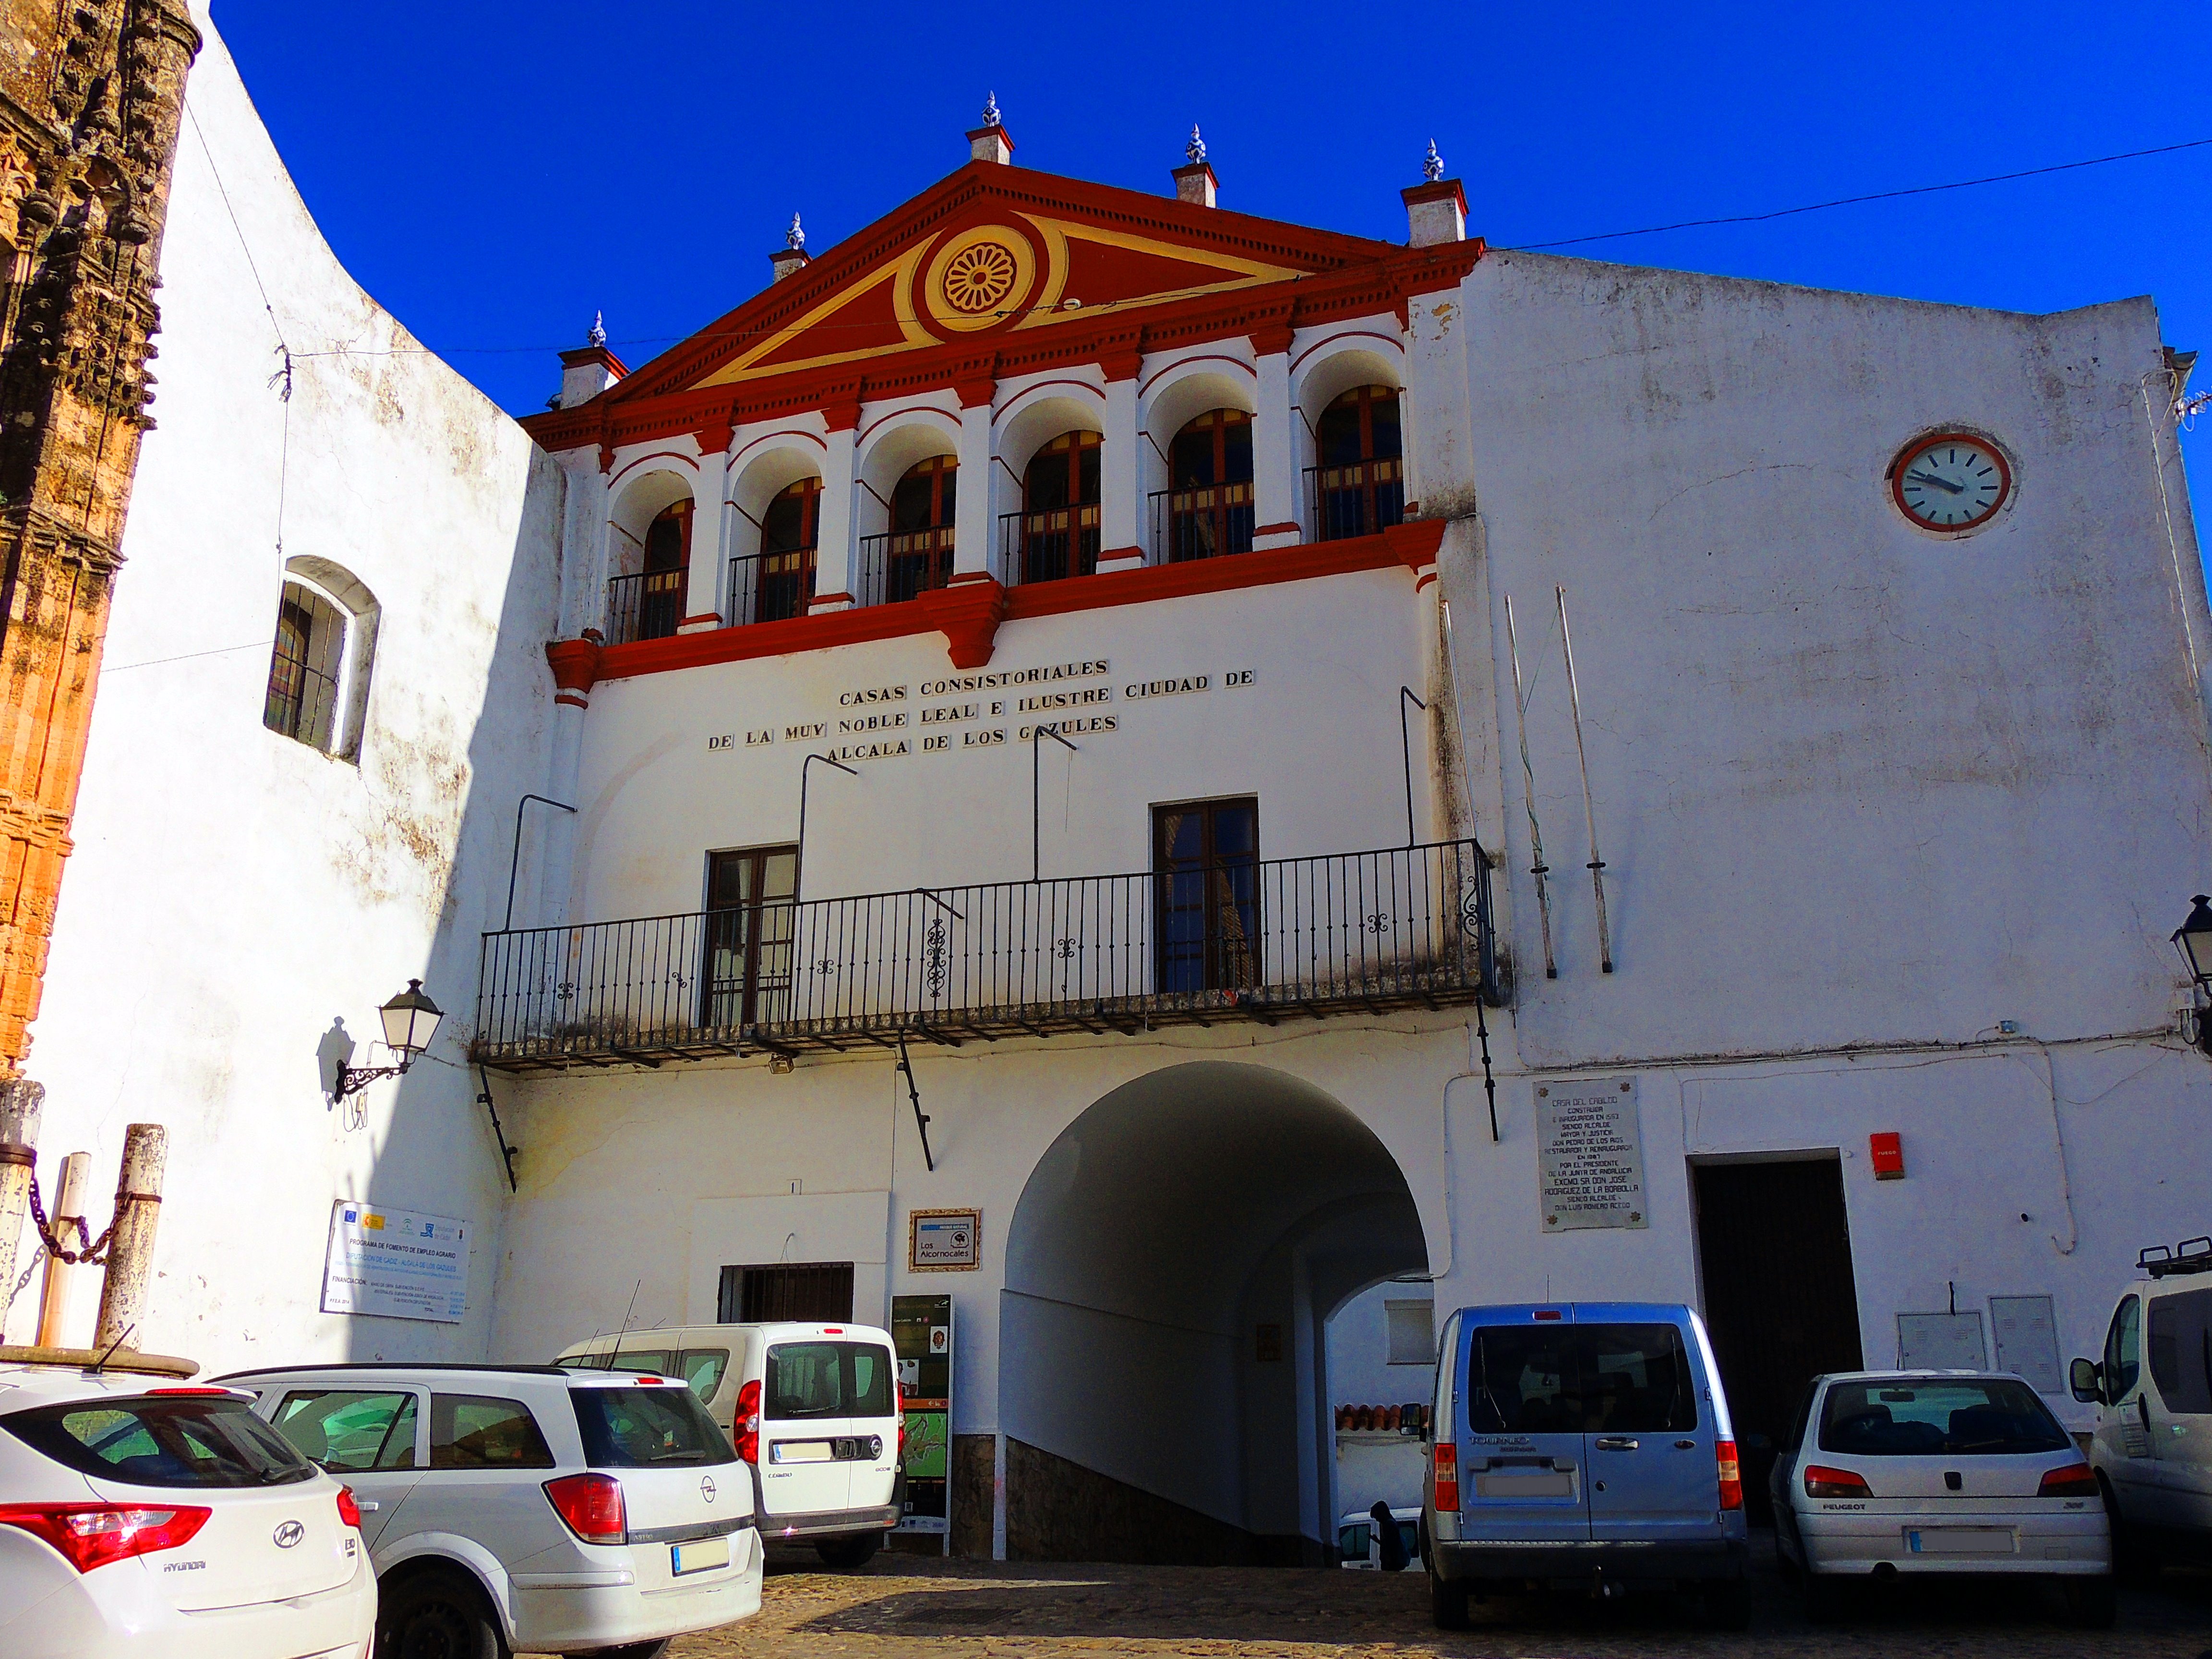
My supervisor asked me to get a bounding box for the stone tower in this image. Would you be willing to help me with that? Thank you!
[0,1,201,1077]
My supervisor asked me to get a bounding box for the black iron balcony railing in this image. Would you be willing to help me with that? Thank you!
[857,528,955,607]
[1001,505,1101,585]
[605,566,686,645]
[471,839,1498,1070]
[1149,482,1255,564]
[726,547,816,627]
[1303,458,1405,543]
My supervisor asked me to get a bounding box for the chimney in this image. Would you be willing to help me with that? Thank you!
[557,312,628,410]
[968,91,1014,164]
[1401,139,1467,248]
[1172,124,1217,207]
[771,212,811,283]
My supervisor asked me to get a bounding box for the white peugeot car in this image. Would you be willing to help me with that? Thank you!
[222,1360,760,1659]
[0,1363,375,1659]
[1769,1369,2113,1625]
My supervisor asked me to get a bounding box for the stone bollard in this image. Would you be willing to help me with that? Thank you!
[0,1077,43,1329]
[93,1123,166,1350]
[34,1150,91,1346]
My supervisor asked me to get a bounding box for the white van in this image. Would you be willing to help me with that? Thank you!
[556,1322,902,1568]
[2071,1234,2212,1570]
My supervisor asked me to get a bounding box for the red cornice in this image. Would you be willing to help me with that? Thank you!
[573,519,1446,685]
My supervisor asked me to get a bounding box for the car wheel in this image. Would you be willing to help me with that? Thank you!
[815,1531,883,1569]
[376,1567,509,1659]
[1703,1577,1751,1631]
[1430,1570,1470,1630]
[2062,1576,2118,1629]
[1801,1570,1844,1624]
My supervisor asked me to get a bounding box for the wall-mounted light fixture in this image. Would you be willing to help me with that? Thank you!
[2172,896,2212,1056]
[333,980,445,1098]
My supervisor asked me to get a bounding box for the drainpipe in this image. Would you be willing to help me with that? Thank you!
[93,1123,166,1350]
[0,1078,42,1328]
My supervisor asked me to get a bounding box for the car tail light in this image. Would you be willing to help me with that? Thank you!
[733,1379,762,1464]
[335,1485,362,1530]
[1533,1309,1563,1321]
[1715,1439,1743,1510]
[543,1473,626,1545]
[0,1503,212,1573]
[1431,1441,1459,1512]
[2039,1463,2099,1498]
[1804,1464,1872,1498]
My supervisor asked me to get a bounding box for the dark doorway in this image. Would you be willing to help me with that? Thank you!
[703,844,798,1029]
[1692,1158,1864,1523]
[1152,797,1259,994]
[718,1261,854,1323]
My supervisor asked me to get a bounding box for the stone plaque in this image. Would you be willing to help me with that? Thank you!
[1535,1077,1648,1231]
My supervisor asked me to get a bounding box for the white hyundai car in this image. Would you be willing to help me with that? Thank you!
[0,1362,375,1659]
[1769,1369,2113,1625]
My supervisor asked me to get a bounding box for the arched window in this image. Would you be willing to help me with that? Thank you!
[610,499,691,644]
[1014,431,1101,585]
[261,557,379,761]
[1310,385,1404,541]
[1161,409,1254,563]
[885,456,957,603]
[748,478,819,624]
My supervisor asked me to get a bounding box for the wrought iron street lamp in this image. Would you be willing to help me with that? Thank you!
[2172,897,2212,1056]
[334,979,445,1098]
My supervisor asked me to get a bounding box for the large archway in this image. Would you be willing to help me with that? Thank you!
[1000,1061,1428,1564]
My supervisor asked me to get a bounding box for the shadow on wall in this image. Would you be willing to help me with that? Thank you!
[998,1060,1427,1565]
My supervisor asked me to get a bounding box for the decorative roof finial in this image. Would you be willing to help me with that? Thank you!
[587,310,607,349]
[982,91,1001,128]
[1186,123,1206,165]
[1423,139,1444,183]
[786,212,805,251]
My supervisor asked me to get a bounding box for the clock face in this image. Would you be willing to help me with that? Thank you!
[1893,433,2010,531]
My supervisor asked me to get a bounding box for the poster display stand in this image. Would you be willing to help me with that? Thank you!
[892,1293,952,1539]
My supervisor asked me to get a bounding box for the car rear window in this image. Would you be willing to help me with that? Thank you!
[1467,1322,1697,1434]
[571,1383,738,1467]
[1,1396,317,1489]
[765,1341,895,1420]
[1818,1377,2071,1455]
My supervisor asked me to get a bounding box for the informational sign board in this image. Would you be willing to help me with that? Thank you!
[320,1201,469,1323]
[1990,1297,2062,1391]
[1897,1311,1988,1370]
[1535,1077,1648,1231]
[909,1208,982,1272]
[892,1293,952,1535]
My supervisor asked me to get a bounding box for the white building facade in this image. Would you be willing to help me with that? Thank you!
[10,68,2212,1567]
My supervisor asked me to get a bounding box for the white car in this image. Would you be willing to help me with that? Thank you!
[1337,1505,1419,1570]
[0,1362,375,1659]
[222,1361,761,1658]
[1769,1369,2113,1625]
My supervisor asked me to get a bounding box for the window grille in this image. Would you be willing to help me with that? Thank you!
[717,1262,855,1323]
[263,580,345,750]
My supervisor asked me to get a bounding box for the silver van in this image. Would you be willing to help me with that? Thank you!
[1423,1301,1749,1628]
[556,1322,902,1568]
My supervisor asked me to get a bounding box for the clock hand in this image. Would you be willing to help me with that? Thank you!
[1906,469,1965,495]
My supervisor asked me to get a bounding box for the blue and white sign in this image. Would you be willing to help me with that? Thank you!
[321,1201,470,1323]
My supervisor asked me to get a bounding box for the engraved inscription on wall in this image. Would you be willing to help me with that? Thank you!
[1535,1077,1648,1232]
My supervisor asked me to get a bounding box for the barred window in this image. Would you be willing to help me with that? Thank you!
[264,580,345,750]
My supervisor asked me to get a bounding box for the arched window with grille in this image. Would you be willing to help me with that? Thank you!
[1309,385,1404,541]
[261,557,379,761]
[1158,409,1254,563]
[1011,431,1101,584]
[609,499,691,643]
[744,478,819,624]
[883,456,956,603]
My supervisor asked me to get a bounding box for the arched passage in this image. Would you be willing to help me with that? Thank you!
[1000,1061,1428,1564]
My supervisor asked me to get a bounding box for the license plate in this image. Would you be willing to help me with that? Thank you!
[772,1441,833,1463]
[1904,1527,2016,1556]
[1475,1472,1573,1499]
[672,1536,731,1576]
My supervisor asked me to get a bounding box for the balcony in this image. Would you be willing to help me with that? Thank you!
[605,567,686,645]
[1001,506,1101,586]
[1303,459,1405,543]
[726,548,816,627]
[856,528,955,607]
[471,839,1498,1070]
[1149,483,1255,564]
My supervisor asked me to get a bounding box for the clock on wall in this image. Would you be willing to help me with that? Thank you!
[1890,432,2012,532]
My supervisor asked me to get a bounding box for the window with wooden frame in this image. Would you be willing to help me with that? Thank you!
[264,580,345,751]
[753,478,820,624]
[1015,431,1102,584]
[1162,408,1255,563]
[886,455,957,602]
[1153,796,1260,995]
[610,499,691,644]
[1310,385,1405,542]
[703,844,798,1029]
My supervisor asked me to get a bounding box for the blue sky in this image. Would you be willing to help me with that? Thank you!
[210,0,2210,459]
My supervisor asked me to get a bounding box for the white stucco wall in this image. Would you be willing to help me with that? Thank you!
[2,11,564,1370]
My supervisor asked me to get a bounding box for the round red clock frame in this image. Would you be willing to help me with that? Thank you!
[1889,430,2013,534]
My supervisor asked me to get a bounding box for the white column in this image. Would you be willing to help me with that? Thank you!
[1404,288,1477,521]
[535,695,588,927]
[1097,363,1143,571]
[953,390,995,577]
[813,422,858,611]
[683,443,730,631]
[1251,336,1299,550]
[557,453,610,638]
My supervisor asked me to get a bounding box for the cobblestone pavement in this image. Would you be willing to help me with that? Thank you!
[643,1541,2212,1659]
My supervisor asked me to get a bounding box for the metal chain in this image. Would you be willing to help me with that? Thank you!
[24,1173,112,1267]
